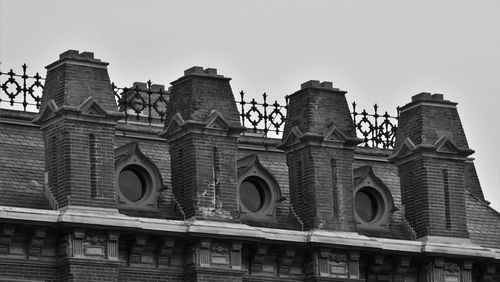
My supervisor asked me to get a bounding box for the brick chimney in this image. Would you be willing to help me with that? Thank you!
[160,66,244,221]
[390,93,474,239]
[279,80,361,231]
[33,50,123,210]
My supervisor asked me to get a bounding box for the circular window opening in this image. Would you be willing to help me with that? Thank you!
[240,178,266,212]
[355,188,380,222]
[119,166,146,202]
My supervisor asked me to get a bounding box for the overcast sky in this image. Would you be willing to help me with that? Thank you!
[1,0,499,211]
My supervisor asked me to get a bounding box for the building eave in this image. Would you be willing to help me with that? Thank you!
[0,205,498,261]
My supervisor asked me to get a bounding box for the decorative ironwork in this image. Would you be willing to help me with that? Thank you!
[0,64,44,111]
[238,91,288,137]
[1,64,400,149]
[352,102,399,149]
[112,81,170,124]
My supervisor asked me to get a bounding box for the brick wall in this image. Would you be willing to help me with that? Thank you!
[42,119,117,208]
[41,50,116,111]
[168,130,240,220]
[0,262,58,282]
[281,81,358,231]
[165,67,240,128]
[283,81,356,138]
[58,259,120,282]
[35,50,120,210]
[393,93,471,238]
[163,67,242,221]
[286,146,356,231]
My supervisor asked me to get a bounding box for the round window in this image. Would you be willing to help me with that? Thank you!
[355,187,380,222]
[240,178,266,212]
[119,166,147,202]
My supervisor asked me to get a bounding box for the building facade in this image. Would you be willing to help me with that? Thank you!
[0,50,498,282]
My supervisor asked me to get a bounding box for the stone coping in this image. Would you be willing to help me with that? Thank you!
[0,205,498,261]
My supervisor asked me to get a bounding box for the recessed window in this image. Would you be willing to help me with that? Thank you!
[355,188,380,222]
[240,178,266,212]
[119,166,146,202]
[115,142,162,210]
[237,155,282,225]
[353,166,394,230]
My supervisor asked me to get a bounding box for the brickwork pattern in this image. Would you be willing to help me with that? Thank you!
[165,70,240,127]
[395,103,469,151]
[398,157,468,238]
[42,119,117,208]
[58,259,120,282]
[169,133,240,220]
[118,268,183,282]
[284,83,356,138]
[41,52,116,111]
[0,262,58,282]
[287,146,356,231]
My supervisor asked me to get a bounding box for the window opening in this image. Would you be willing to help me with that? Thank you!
[443,169,451,229]
[119,166,146,202]
[355,188,379,222]
[89,134,97,197]
[240,179,265,212]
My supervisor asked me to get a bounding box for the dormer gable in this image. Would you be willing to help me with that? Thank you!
[205,110,231,130]
[324,125,348,142]
[353,166,395,231]
[79,97,108,117]
[277,126,302,149]
[114,142,162,210]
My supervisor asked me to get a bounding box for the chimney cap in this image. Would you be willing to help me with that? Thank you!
[183,66,223,77]
[411,92,447,102]
[47,50,107,70]
[300,80,339,90]
[58,50,101,62]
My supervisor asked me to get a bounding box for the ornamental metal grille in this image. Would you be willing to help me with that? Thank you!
[112,81,169,125]
[0,64,398,149]
[0,64,44,111]
[238,91,288,137]
[352,102,399,149]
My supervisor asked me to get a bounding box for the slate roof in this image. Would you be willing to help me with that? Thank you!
[465,191,500,249]
[0,110,50,210]
[0,109,498,250]
[352,156,414,240]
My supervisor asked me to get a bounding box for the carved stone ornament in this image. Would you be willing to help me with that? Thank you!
[210,243,229,255]
[0,225,15,254]
[329,253,347,263]
[443,263,460,275]
[28,228,47,257]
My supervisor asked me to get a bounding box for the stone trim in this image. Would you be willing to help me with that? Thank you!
[0,206,498,260]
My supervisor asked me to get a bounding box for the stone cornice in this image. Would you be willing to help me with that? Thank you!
[0,205,498,261]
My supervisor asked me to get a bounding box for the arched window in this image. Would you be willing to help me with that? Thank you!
[237,155,281,224]
[115,142,161,210]
[353,166,394,230]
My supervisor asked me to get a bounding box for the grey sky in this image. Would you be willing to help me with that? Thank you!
[1,0,499,211]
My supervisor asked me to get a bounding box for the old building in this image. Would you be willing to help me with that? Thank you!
[0,50,499,282]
